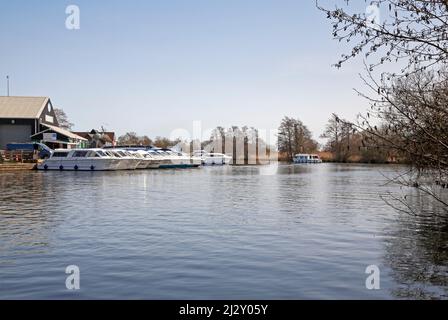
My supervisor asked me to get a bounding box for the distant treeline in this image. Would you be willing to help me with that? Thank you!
[276,115,400,164]
[117,116,404,164]
[117,132,180,149]
[117,127,275,164]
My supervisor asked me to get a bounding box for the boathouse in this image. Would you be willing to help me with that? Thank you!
[0,96,86,149]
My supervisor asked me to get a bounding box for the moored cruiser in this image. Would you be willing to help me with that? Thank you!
[193,150,232,165]
[293,154,322,164]
[155,148,202,168]
[37,149,121,171]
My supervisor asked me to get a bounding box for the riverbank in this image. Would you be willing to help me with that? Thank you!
[277,151,402,164]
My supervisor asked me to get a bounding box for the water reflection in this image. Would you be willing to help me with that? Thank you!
[0,172,57,258]
[384,190,448,299]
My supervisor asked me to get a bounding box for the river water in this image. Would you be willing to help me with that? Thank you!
[0,163,447,299]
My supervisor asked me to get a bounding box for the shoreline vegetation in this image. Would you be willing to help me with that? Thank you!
[316,0,448,215]
[113,115,406,166]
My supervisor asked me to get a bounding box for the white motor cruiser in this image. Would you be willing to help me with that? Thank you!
[37,149,121,171]
[132,150,162,169]
[293,154,322,164]
[193,150,232,166]
[110,149,142,170]
[156,148,201,168]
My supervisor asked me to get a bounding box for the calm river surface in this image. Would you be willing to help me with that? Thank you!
[0,163,447,299]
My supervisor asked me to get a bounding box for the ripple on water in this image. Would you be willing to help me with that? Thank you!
[0,164,447,299]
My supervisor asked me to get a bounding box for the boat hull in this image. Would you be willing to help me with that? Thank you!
[37,159,120,171]
[202,156,231,165]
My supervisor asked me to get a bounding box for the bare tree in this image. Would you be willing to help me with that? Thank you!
[317,0,448,213]
[204,126,270,164]
[54,108,74,130]
[153,136,180,148]
[118,132,153,146]
[321,113,394,163]
[278,117,318,161]
[321,114,343,161]
[317,0,448,75]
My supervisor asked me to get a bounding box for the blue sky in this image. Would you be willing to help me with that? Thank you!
[0,0,370,142]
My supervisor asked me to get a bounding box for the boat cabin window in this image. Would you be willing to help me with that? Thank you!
[72,151,89,158]
[96,151,107,157]
[52,152,69,158]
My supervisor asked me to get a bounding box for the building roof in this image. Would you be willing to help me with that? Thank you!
[0,96,49,119]
[31,123,87,141]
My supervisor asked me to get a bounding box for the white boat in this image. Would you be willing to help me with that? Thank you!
[155,148,201,168]
[37,148,121,171]
[293,154,322,164]
[193,150,232,165]
[145,149,171,168]
[115,149,143,170]
[128,150,152,169]
[103,150,137,170]
[189,153,203,167]
[133,150,162,169]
